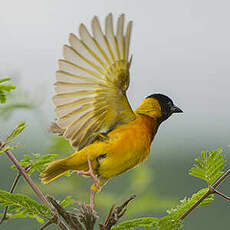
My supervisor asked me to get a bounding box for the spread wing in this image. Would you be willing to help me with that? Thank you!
[53,13,135,150]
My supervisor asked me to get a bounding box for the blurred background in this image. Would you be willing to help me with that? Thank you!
[0,0,230,229]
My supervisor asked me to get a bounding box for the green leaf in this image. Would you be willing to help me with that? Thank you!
[0,144,23,155]
[158,216,182,230]
[60,196,75,208]
[0,78,16,104]
[189,149,225,185]
[0,146,11,155]
[11,153,58,175]
[112,217,158,230]
[0,85,16,91]
[154,188,214,230]
[0,78,11,83]
[28,154,58,174]
[1,211,45,223]
[0,190,51,223]
[5,121,27,144]
[166,188,214,220]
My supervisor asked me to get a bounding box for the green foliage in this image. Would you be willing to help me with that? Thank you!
[189,149,225,185]
[0,87,228,230]
[60,196,75,208]
[113,216,181,230]
[0,121,26,155]
[0,190,51,223]
[5,121,27,144]
[114,188,213,230]
[0,144,23,155]
[158,216,182,230]
[0,78,16,104]
[112,217,158,230]
[11,153,58,175]
[166,188,214,220]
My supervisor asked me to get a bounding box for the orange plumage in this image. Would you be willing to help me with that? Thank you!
[41,14,183,209]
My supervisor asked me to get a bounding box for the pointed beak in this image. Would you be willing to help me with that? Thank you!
[171,105,183,113]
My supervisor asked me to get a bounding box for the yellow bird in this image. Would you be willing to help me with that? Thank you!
[41,13,183,209]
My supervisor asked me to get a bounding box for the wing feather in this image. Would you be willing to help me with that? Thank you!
[63,45,105,75]
[116,14,125,60]
[125,21,132,61]
[53,14,135,149]
[69,33,106,69]
[105,13,118,61]
[79,23,111,66]
[91,16,114,63]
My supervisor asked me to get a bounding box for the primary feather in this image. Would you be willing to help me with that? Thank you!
[53,13,135,150]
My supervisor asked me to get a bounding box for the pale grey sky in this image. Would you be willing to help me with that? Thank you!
[0,0,229,151]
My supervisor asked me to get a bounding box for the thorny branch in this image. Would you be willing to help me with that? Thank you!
[99,195,136,230]
[3,133,230,230]
[47,195,136,230]
[47,196,86,230]
[0,140,135,230]
[0,140,68,230]
[179,169,230,220]
[0,140,51,208]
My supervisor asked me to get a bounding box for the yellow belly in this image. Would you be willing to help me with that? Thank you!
[94,114,156,179]
[64,114,157,181]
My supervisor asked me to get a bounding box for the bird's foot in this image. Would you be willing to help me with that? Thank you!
[75,156,101,210]
[75,157,100,189]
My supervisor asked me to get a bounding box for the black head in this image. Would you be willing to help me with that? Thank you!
[146,93,183,124]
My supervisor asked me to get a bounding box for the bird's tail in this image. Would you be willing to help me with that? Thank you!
[41,158,69,184]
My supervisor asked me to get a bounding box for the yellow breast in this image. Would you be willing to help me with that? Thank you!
[97,114,158,179]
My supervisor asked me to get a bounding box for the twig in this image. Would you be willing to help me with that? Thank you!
[179,189,212,220]
[180,168,230,220]
[39,221,53,230]
[99,194,136,230]
[0,140,68,230]
[0,164,31,224]
[0,173,21,224]
[47,195,135,230]
[212,169,230,188]
[47,196,86,230]
[78,203,97,230]
[104,205,115,227]
[0,140,50,208]
[213,189,230,202]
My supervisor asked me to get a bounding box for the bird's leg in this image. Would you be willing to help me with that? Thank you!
[75,156,101,209]
[90,190,96,210]
[76,156,100,188]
